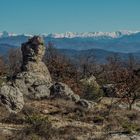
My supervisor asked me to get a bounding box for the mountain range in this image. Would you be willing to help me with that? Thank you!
[1,31,140,63]
[0,30,139,39]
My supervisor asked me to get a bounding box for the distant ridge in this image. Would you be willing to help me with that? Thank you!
[1,30,140,53]
[0,30,139,39]
[43,31,139,39]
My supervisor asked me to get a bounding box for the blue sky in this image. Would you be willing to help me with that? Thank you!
[0,0,140,34]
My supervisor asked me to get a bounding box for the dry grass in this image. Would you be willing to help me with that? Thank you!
[0,98,140,140]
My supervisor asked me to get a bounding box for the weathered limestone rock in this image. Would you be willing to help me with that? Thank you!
[28,81,50,99]
[21,36,52,82]
[0,36,52,112]
[21,36,45,66]
[76,99,91,109]
[15,71,52,99]
[50,82,80,102]
[0,83,24,113]
[50,82,96,109]
[76,99,96,109]
[15,36,52,99]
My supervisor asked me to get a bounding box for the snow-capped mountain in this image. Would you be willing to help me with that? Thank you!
[43,31,139,39]
[1,30,140,53]
[0,31,139,39]
[0,31,17,38]
[0,31,33,38]
[45,31,139,39]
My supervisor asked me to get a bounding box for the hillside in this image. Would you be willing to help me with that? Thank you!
[0,31,140,53]
[58,49,140,63]
[1,44,140,64]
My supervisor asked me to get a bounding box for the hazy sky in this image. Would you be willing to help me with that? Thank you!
[0,0,140,34]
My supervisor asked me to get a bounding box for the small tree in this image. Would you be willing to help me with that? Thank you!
[79,52,97,78]
[114,55,140,110]
[0,56,6,76]
[44,42,83,95]
[7,48,22,78]
[115,69,140,110]
[101,54,140,110]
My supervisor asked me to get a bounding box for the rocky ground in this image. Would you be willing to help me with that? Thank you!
[0,98,140,140]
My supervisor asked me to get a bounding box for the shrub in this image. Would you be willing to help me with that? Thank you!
[0,77,6,87]
[92,115,104,124]
[83,84,104,101]
[14,115,55,140]
[121,121,140,133]
[1,113,25,124]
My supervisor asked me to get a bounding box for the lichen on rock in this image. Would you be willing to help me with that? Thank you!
[0,83,24,113]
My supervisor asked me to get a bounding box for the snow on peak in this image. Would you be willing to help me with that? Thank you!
[0,31,17,38]
[21,33,33,37]
[45,31,139,39]
[0,31,34,38]
[0,30,139,39]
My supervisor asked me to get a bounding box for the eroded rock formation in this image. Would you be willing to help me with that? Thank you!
[0,36,95,113]
[21,36,51,79]
[15,36,52,99]
[0,36,52,112]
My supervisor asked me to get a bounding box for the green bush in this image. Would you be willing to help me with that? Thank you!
[83,84,104,101]
[23,115,54,139]
[122,121,140,133]
[0,78,5,87]
[93,115,104,124]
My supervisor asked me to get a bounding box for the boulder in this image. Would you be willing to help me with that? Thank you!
[0,83,24,113]
[50,82,80,102]
[76,99,91,109]
[50,82,96,109]
[28,81,51,99]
